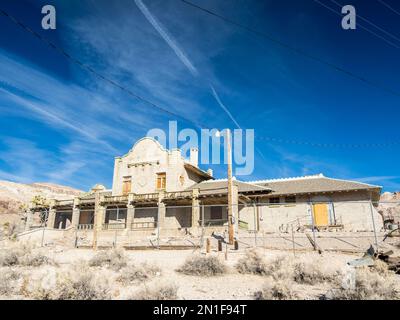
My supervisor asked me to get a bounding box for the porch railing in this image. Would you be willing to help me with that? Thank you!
[132,193,159,202]
[131,221,157,229]
[103,223,126,230]
[77,224,94,230]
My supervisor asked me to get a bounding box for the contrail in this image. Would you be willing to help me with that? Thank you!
[135,0,266,162]
[134,0,198,76]
[210,84,241,129]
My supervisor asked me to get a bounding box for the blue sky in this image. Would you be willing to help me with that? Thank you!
[0,0,399,191]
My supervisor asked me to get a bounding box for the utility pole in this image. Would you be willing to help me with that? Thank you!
[226,128,234,245]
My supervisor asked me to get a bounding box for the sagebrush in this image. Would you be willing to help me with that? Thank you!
[254,279,297,300]
[176,255,226,276]
[89,249,127,271]
[236,250,267,275]
[131,284,178,300]
[326,266,399,300]
[118,263,161,285]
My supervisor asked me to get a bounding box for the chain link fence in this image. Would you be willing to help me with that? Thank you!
[7,200,400,253]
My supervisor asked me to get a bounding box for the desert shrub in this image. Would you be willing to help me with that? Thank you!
[236,250,267,275]
[0,268,21,296]
[293,260,338,285]
[118,263,161,285]
[89,249,127,271]
[264,255,294,280]
[19,251,52,267]
[254,279,297,300]
[131,284,178,300]
[0,249,19,266]
[0,242,51,267]
[23,265,112,300]
[326,266,399,300]
[176,255,226,276]
[56,272,111,300]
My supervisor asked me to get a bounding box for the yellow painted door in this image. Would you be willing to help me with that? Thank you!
[312,203,329,226]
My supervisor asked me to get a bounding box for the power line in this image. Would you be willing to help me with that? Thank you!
[255,136,400,148]
[377,0,400,17]
[0,8,203,129]
[180,0,400,99]
[1,6,398,149]
[329,0,400,45]
[314,0,400,49]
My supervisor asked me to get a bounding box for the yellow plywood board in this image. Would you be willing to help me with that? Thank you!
[313,203,329,226]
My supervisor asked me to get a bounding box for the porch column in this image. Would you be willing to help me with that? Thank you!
[71,198,80,229]
[232,184,239,236]
[93,193,105,250]
[47,200,56,229]
[158,192,166,229]
[126,194,135,230]
[191,188,200,229]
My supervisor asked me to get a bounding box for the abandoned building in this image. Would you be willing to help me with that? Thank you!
[29,137,384,237]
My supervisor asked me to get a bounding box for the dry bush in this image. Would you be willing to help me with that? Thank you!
[131,284,178,300]
[236,250,267,275]
[56,272,111,300]
[293,260,338,285]
[89,249,127,271]
[0,268,21,296]
[176,255,226,276]
[326,266,399,300]
[118,263,161,285]
[0,242,52,267]
[264,255,294,280]
[23,264,112,300]
[254,279,297,300]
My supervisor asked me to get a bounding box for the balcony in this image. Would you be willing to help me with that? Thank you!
[102,195,128,205]
[132,193,159,203]
[164,191,193,200]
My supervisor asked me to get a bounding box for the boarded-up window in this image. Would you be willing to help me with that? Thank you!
[122,178,131,195]
[156,173,166,190]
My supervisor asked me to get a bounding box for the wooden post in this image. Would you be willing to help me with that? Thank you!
[291,224,296,257]
[226,129,234,245]
[206,238,211,253]
[218,240,222,252]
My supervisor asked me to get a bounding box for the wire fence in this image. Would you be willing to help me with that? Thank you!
[4,200,400,253]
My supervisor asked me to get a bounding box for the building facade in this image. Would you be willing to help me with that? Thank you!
[29,137,384,236]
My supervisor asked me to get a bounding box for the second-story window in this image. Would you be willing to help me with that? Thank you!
[122,177,131,195]
[156,172,166,190]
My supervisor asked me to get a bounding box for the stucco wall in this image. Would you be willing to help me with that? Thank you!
[112,138,202,196]
[238,190,383,232]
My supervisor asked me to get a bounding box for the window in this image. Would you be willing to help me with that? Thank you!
[156,172,166,190]
[285,196,296,203]
[122,178,131,195]
[210,206,222,220]
[269,197,280,204]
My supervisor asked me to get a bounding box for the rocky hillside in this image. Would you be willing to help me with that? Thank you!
[379,191,400,226]
[0,180,83,224]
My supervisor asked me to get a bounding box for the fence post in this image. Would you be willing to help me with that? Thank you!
[369,200,379,250]
[41,208,49,247]
[253,203,257,247]
[291,224,296,256]
[309,202,317,251]
[200,205,205,249]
